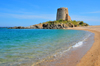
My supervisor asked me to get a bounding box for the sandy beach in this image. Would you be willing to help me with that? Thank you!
[73,26,100,66]
[69,26,100,66]
[35,26,100,66]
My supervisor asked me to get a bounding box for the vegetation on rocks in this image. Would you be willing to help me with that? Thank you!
[43,19,88,27]
[9,19,89,29]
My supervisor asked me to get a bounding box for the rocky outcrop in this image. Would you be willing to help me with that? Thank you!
[8,7,89,29]
[9,20,88,29]
[9,23,72,29]
[30,24,43,29]
[9,24,43,29]
[9,26,25,29]
[43,23,65,29]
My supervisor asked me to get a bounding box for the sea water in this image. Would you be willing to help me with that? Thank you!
[0,28,93,66]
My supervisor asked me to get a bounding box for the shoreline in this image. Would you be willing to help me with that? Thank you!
[34,26,100,66]
[69,26,100,66]
[32,26,97,66]
[0,28,94,66]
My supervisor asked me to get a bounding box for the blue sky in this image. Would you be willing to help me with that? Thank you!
[0,0,100,27]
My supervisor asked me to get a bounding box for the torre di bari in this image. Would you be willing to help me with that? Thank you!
[56,7,71,21]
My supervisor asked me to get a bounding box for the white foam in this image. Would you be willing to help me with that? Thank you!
[52,33,94,59]
[72,41,83,48]
[72,33,93,48]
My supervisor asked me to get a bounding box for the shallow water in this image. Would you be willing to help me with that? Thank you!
[0,28,92,66]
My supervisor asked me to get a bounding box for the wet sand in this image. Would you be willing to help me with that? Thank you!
[38,35,94,66]
[68,26,100,66]
[33,26,100,66]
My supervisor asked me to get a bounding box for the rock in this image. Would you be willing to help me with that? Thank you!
[62,24,68,28]
[68,23,74,27]
[43,24,48,29]
[35,24,43,29]
[9,26,24,29]
[29,25,37,29]
[8,21,82,29]
[74,25,78,27]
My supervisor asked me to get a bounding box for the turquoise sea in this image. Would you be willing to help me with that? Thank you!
[0,28,93,66]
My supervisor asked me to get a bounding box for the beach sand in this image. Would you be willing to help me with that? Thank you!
[35,26,100,66]
[68,26,100,66]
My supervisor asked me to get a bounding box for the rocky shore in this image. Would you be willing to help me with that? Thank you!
[9,20,88,29]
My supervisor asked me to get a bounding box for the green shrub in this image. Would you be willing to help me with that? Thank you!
[42,20,89,27]
[70,20,78,26]
[58,19,64,22]
[79,21,84,25]
[85,24,89,26]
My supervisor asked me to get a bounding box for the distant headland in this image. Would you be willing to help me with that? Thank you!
[9,7,88,29]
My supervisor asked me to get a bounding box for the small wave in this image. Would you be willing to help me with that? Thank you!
[53,33,93,58]
[72,41,83,48]
[72,32,93,48]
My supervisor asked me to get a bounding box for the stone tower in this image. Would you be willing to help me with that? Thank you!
[56,7,71,21]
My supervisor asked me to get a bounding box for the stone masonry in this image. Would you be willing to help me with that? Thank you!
[56,7,71,21]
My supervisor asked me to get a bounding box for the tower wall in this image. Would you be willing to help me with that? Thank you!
[56,8,65,20]
[56,7,71,21]
[68,16,71,21]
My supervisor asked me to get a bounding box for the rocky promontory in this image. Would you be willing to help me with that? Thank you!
[9,20,88,29]
[9,7,89,29]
